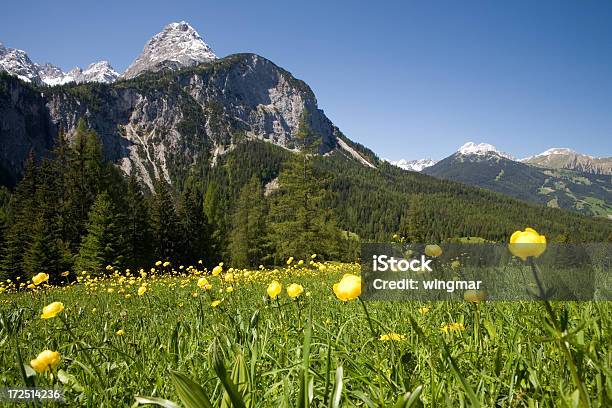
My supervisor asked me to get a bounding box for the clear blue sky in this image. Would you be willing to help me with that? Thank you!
[2,0,611,160]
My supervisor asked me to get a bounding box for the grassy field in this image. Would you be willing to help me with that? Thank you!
[0,260,610,407]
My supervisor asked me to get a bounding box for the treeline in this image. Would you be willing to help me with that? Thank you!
[0,121,353,283]
[1,121,610,283]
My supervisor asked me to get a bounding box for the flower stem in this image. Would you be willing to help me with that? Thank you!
[528,258,590,407]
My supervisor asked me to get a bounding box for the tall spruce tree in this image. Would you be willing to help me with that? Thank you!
[75,191,124,274]
[269,112,341,262]
[1,152,38,280]
[229,177,270,267]
[150,177,181,262]
[122,174,151,269]
[177,185,210,265]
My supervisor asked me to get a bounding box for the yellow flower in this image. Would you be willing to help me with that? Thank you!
[311,254,317,259]
[211,300,222,308]
[441,322,465,334]
[116,329,125,336]
[30,350,61,373]
[61,271,70,277]
[286,257,294,265]
[137,285,147,296]
[163,261,171,267]
[212,265,223,276]
[267,281,282,299]
[451,260,461,270]
[333,274,361,301]
[155,261,162,266]
[424,244,443,257]
[379,332,406,341]
[286,283,304,299]
[508,227,547,260]
[41,302,64,319]
[32,273,49,286]
[224,272,234,283]
[464,290,487,303]
[226,286,234,293]
[418,307,431,315]
[197,277,210,289]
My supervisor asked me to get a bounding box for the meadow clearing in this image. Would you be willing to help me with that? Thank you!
[0,253,610,407]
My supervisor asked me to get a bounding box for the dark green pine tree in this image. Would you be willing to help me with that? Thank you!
[177,185,210,265]
[23,214,65,279]
[150,177,181,262]
[122,174,152,269]
[74,191,125,274]
[203,180,226,264]
[268,113,341,262]
[401,194,427,243]
[229,176,270,267]
[1,151,38,280]
[62,119,106,249]
[22,159,71,282]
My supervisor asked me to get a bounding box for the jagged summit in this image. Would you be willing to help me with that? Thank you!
[0,42,41,83]
[38,61,118,85]
[0,41,118,85]
[121,21,217,79]
[457,142,515,160]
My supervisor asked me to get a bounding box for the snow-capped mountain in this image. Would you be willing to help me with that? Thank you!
[38,61,119,85]
[521,147,611,175]
[388,158,437,172]
[0,42,42,83]
[121,21,217,79]
[0,42,118,86]
[457,142,515,160]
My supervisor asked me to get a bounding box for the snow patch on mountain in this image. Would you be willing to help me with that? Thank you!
[457,142,515,160]
[0,42,41,83]
[387,158,437,172]
[121,21,217,79]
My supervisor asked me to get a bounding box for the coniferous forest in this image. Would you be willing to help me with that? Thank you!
[0,119,609,283]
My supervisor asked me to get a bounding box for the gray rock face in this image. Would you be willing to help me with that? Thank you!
[121,21,217,80]
[1,53,350,190]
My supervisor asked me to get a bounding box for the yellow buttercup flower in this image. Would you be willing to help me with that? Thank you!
[61,271,70,277]
[379,332,406,341]
[424,244,443,258]
[508,227,547,260]
[116,329,125,336]
[30,350,61,373]
[333,274,361,301]
[41,302,64,319]
[418,306,431,315]
[32,273,49,286]
[451,260,461,270]
[197,277,210,289]
[286,283,304,299]
[137,285,147,296]
[441,322,465,334]
[267,281,282,299]
[211,300,222,308]
[286,257,294,265]
[212,265,223,276]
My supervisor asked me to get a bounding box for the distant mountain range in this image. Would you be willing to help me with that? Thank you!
[420,143,611,217]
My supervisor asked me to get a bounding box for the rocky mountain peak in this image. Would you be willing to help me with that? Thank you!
[0,42,42,84]
[121,21,217,79]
